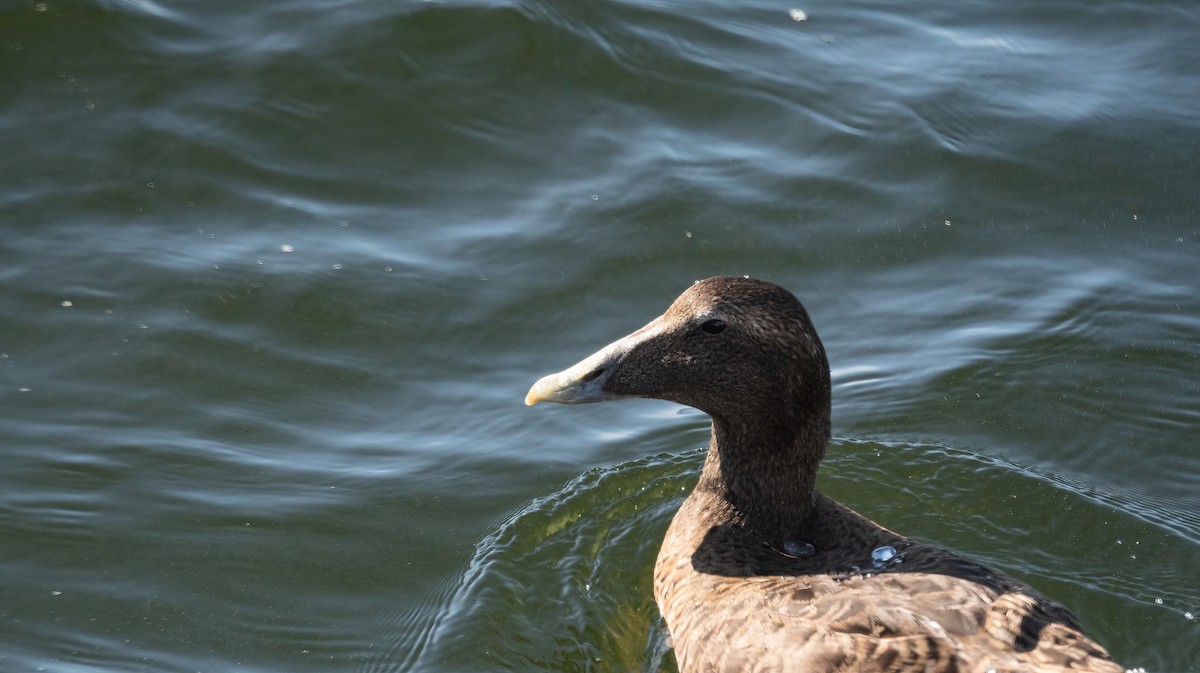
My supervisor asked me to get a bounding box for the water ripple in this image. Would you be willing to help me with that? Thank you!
[392,450,699,673]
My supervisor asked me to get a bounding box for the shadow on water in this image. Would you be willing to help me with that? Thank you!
[370,450,702,673]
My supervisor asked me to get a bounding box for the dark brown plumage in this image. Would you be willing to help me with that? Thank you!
[526,276,1122,673]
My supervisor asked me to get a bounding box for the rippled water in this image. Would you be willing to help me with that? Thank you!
[2,0,1198,671]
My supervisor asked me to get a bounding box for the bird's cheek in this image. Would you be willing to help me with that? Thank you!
[660,351,696,368]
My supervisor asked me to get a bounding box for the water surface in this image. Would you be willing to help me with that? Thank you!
[1,1,1198,671]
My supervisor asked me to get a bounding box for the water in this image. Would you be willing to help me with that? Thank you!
[781,540,815,559]
[870,545,897,566]
[2,0,1198,671]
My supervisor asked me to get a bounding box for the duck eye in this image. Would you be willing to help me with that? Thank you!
[700,319,726,335]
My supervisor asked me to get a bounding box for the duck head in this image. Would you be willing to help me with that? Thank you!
[526,276,830,437]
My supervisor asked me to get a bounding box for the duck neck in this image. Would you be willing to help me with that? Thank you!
[695,410,828,540]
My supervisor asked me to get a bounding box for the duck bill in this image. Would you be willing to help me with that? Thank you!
[524,339,631,406]
[526,313,674,406]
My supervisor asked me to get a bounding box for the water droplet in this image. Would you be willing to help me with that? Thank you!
[1155,598,1163,605]
[871,546,897,567]
[781,540,815,558]
[19,387,32,392]
[331,264,342,270]
[60,300,72,307]
[788,9,807,21]
[384,267,392,272]
[591,194,598,200]
[280,244,294,253]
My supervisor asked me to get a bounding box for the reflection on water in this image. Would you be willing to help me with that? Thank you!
[403,451,695,673]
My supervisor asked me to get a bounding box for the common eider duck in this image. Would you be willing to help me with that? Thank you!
[526,276,1122,673]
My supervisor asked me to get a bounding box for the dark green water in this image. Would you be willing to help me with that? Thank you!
[2,1,1198,671]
